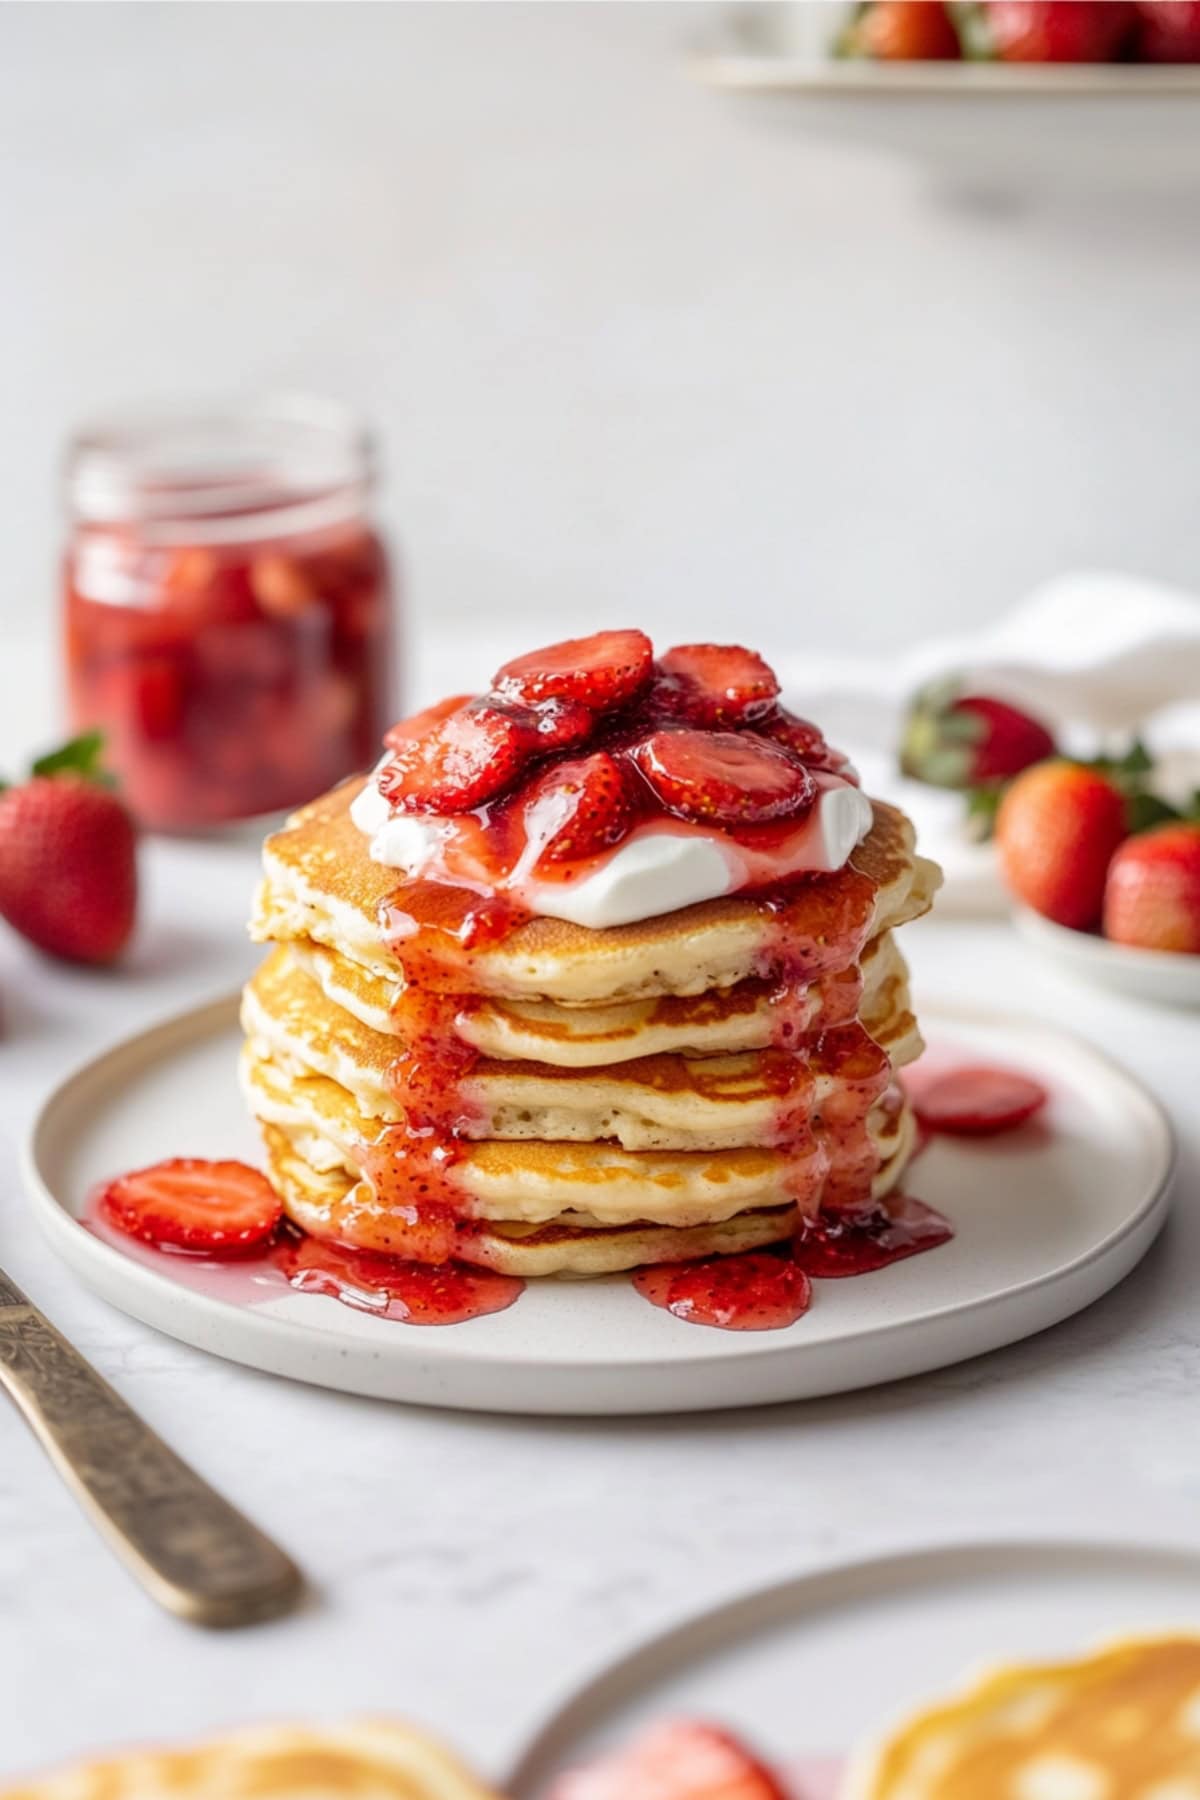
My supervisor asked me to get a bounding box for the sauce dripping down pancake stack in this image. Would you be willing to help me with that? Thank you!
[243,634,942,1282]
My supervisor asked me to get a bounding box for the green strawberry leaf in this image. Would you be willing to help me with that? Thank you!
[1090,738,1154,783]
[951,1,997,59]
[832,1,873,58]
[1126,791,1180,834]
[964,783,1005,842]
[31,730,116,788]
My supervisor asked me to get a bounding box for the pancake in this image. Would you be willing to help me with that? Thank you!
[252,780,940,1004]
[0,1720,497,1800]
[289,927,915,1069]
[241,1039,915,1244]
[257,1113,916,1278]
[844,1634,1200,1800]
[242,948,922,1153]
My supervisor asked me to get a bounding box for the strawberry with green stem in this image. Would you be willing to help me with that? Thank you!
[0,731,138,965]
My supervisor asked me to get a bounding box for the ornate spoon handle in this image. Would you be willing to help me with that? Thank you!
[0,1269,303,1626]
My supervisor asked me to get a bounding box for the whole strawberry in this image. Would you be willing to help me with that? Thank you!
[978,2,1136,60]
[900,682,1056,789]
[1102,822,1200,953]
[1135,0,1200,58]
[0,733,138,964]
[840,1,962,60]
[995,760,1128,930]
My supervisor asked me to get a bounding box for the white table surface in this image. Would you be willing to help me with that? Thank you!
[1,642,1199,1784]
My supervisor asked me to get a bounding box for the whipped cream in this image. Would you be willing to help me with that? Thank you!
[350,760,873,930]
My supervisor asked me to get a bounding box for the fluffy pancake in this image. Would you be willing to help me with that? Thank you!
[252,780,940,1003]
[241,1039,914,1242]
[257,1114,916,1278]
[242,947,921,1153]
[0,1720,497,1800]
[289,927,915,1069]
[843,1635,1200,1800]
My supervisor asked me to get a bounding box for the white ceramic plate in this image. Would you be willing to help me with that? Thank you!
[506,1536,1200,1796]
[23,996,1173,1417]
[689,12,1200,194]
[1015,905,1200,1008]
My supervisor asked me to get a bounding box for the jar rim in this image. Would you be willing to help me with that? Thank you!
[65,393,377,542]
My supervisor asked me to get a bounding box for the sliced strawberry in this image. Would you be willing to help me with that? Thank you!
[757,707,830,763]
[525,750,636,865]
[655,644,781,727]
[521,695,597,752]
[379,702,528,813]
[912,1066,1048,1136]
[550,1719,787,1800]
[97,1158,283,1255]
[493,629,652,710]
[383,694,476,749]
[630,730,817,827]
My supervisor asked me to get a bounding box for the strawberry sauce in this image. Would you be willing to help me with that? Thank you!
[272,1230,522,1325]
[85,1197,523,1327]
[631,1193,953,1331]
[632,1251,814,1331]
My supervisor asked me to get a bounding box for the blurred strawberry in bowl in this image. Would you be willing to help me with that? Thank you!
[995,760,1128,929]
[838,2,962,60]
[1135,1,1200,58]
[1103,821,1200,952]
[0,732,138,965]
[975,2,1137,61]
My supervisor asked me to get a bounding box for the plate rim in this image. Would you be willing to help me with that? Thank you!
[20,991,1177,1409]
[689,51,1200,97]
[503,1529,1200,1795]
[1015,903,1200,983]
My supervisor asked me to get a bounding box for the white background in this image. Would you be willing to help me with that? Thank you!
[3,3,1200,1785]
[3,1,1200,675]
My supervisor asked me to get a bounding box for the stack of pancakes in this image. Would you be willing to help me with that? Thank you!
[243,779,940,1277]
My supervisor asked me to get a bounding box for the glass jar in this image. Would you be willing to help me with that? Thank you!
[62,397,396,830]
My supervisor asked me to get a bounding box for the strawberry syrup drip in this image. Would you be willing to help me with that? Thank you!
[361,879,534,1261]
[632,1193,953,1331]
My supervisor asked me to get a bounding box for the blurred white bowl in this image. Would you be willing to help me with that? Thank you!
[1015,905,1200,1007]
[690,9,1200,194]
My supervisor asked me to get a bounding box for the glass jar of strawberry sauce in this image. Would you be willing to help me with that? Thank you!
[62,398,396,830]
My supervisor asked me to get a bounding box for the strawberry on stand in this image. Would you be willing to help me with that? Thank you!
[0,731,138,965]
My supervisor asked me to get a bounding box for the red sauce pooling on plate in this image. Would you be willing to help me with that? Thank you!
[271,1229,523,1326]
[632,1193,952,1331]
[793,1193,953,1278]
[85,1194,524,1327]
[632,1250,813,1332]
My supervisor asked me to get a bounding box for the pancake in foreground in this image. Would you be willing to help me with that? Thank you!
[844,1634,1200,1799]
[0,1720,497,1800]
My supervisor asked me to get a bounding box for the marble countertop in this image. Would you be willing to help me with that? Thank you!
[1,655,1199,1783]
